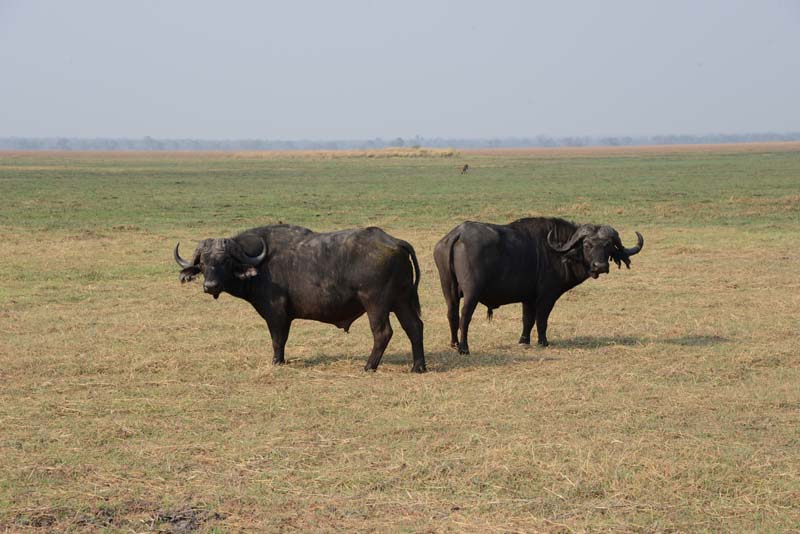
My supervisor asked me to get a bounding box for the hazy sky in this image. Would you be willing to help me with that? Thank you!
[1,0,798,139]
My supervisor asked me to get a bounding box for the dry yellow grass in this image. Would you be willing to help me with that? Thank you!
[232,147,459,159]
[0,146,459,161]
[1,147,798,532]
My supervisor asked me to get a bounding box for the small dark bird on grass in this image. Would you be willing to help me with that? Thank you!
[461,164,469,174]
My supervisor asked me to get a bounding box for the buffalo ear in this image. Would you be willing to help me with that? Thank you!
[235,266,259,280]
[179,266,200,283]
[611,249,631,269]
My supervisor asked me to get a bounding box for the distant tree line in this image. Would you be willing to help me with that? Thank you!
[2,132,800,151]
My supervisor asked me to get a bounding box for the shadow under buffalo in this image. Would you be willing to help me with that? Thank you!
[425,350,562,372]
[551,335,642,349]
[298,349,560,372]
[552,334,729,349]
[293,334,729,372]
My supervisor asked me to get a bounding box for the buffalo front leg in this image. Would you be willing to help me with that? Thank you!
[457,295,479,355]
[364,308,393,372]
[535,299,556,347]
[266,317,291,365]
[394,300,426,373]
[519,300,535,345]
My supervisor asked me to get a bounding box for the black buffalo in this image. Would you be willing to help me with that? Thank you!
[433,217,643,353]
[174,225,426,372]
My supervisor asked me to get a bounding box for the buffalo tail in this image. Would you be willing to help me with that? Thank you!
[399,240,422,316]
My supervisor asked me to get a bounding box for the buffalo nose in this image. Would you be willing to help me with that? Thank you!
[203,281,219,293]
[592,262,609,272]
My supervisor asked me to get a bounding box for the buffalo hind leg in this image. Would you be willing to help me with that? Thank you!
[458,295,479,355]
[394,300,426,373]
[535,299,557,347]
[519,300,535,345]
[438,275,460,349]
[446,297,460,349]
[266,317,291,364]
[364,307,393,372]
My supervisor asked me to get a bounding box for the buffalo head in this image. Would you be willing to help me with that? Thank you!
[174,237,267,299]
[547,225,643,279]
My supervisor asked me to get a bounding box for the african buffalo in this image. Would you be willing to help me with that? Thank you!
[433,217,643,353]
[174,225,426,372]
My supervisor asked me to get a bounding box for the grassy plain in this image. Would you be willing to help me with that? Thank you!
[1,144,799,532]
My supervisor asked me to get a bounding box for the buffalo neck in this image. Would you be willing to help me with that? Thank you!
[545,247,590,291]
[224,272,265,301]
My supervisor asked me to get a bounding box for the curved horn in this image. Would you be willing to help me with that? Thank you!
[174,242,193,268]
[547,226,589,253]
[239,237,267,266]
[623,232,644,256]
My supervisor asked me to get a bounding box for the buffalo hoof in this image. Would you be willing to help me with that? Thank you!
[458,345,470,355]
[273,358,286,365]
[449,341,458,349]
[363,366,377,373]
[537,339,549,347]
[411,363,427,373]
[518,336,531,345]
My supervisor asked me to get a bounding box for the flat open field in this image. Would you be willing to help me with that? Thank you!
[1,144,799,532]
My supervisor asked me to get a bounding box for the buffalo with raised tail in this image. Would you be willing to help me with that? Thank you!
[433,217,643,354]
[175,225,426,372]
